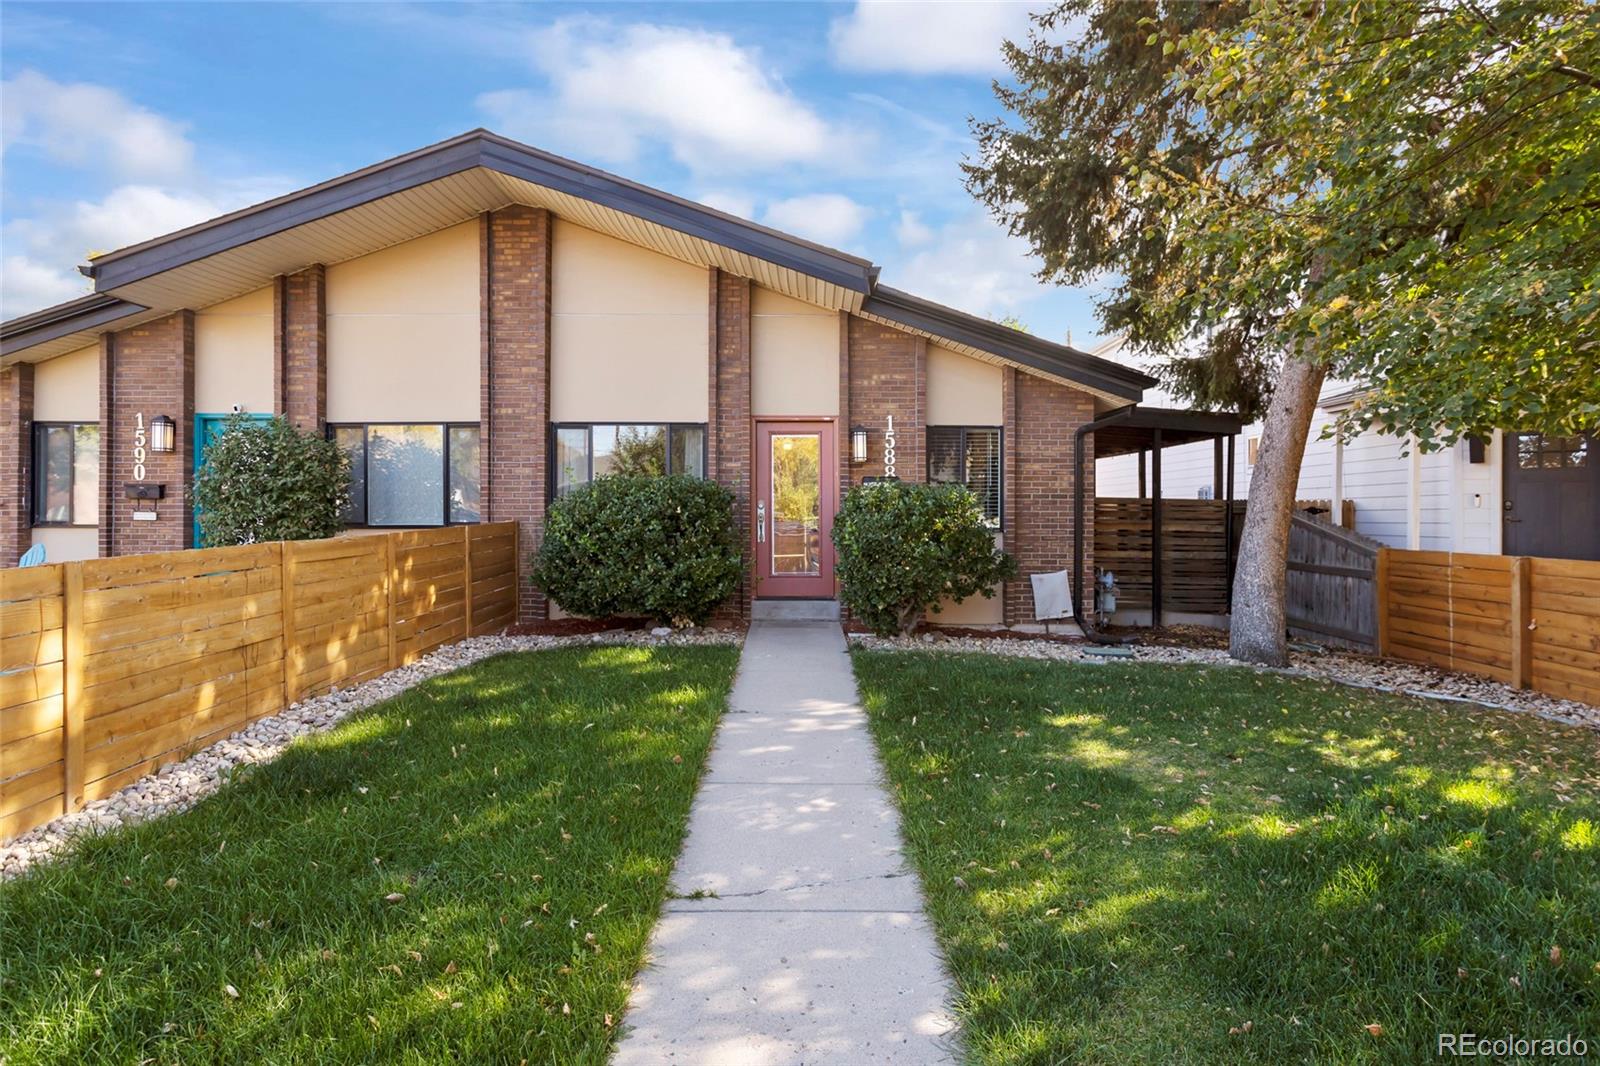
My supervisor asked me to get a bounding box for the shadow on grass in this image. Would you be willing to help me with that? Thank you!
[0,644,740,1066]
[853,651,1600,1065]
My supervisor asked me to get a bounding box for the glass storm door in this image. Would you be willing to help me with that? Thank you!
[754,421,837,598]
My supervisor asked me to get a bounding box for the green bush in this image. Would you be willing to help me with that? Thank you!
[832,480,1016,636]
[192,414,349,546]
[531,476,743,626]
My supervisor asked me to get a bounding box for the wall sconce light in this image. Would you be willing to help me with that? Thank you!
[850,425,868,464]
[150,415,176,453]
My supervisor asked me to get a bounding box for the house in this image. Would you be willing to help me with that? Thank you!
[1092,337,1600,563]
[0,129,1161,627]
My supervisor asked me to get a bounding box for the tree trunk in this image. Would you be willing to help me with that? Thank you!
[1229,353,1328,665]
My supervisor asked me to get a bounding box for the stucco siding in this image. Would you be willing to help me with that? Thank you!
[195,286,273,415]
[551,220,708,423]
[926,343,1002,426]
[33,344,99,422]
[326,221,479,423]
[30,526,98,562]
[751,287,838,417]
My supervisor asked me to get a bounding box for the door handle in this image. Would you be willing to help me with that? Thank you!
[756,500,766,543]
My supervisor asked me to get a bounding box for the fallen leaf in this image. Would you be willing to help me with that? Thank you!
[164,877,179,889]
[1365,1024,1383,1036]
[224,984,240,999]
[444,961,458,975]
[1549,945,1563,966]
[384,893,405,904]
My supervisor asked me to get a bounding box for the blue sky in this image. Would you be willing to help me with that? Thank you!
[1,1,1109,347]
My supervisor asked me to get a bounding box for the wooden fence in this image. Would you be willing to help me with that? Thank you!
[1095,498,1246,615]
[1,523,517,842]
[1378,549,1600,706]
[1286,513,1380,650]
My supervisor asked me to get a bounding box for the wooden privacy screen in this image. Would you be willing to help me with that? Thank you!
[1094,498,1247,615]
[1378,549,1600,707]
[0,523,517,842]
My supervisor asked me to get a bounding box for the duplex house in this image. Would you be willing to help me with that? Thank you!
[1,130,1159,625]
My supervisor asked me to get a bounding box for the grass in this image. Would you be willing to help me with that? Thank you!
[0,644,739,1065]
[852,651,1600,1064]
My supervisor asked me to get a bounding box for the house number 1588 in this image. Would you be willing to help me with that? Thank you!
[883,415,897,478]
[133,412,147,481]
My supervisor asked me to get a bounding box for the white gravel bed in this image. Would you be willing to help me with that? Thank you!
[1,627,742,882]
[850,631,1600,731]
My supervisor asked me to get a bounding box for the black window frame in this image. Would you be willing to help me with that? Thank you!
[30,421,99,527]
[327,422,482,529]
[548,422,709,498]
[926,424,1004,528]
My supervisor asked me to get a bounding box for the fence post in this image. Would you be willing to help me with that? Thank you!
[1374,547,1391,657]
[281,542,300,705]
[62,562,85,813]
[1510,555,1532,690]
[462,524,475,638]
[385,534,398,670]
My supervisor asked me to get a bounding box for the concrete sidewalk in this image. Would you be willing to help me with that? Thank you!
[614,620,959,1066]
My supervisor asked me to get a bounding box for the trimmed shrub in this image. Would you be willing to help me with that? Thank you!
[832,480,1016,636]
[192,414,349,546]
[532,475,743,626]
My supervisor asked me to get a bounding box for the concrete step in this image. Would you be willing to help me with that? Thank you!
[750,598,841,622]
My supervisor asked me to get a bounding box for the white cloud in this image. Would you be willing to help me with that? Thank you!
[829,2,1037,76]
[478,18,852,173]
[1,69,194,181]
[696,190,758,220]
[896,210,934,247]
[0,254,89,316]
[763,194,870,247]
[890,211,1045,320]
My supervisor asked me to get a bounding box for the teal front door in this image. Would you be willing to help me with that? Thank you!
[194,412,271,546]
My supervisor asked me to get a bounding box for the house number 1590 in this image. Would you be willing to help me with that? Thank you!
[133,412,147,481]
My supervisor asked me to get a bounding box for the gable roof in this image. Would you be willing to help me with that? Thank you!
[1,129,1153,399]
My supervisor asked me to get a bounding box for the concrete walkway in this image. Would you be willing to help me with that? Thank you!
[614,620,959,1065]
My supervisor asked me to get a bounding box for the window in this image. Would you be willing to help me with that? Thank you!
[927,426,1002,525]
[551,424,707,496]
[31,422,99,526]
[1515,432,1590,470]
[329,423,480,527]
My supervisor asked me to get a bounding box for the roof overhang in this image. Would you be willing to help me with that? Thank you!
[1,294,154,362]
[860,286,1154,403]
[1087,404,1248,458]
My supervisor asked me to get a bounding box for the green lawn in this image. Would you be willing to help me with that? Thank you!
[852,651,1600,1064]
[1,644,739,1065]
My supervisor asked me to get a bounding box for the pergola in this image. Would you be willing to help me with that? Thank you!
[1073,405,1249,629]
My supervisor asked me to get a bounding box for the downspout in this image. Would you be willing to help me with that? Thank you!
[1073,408,1138,644]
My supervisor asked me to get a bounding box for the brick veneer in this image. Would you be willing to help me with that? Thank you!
[482,205,553,622]
[845,316,925,487]
[97,334,115,559]
[275,265,327,431]
[106,312,196,556]
[1003,369,1096,626]
[711,269,753,623]
[0,361,33,566]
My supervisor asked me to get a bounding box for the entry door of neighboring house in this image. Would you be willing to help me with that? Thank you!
[1502,432,1600,561]
[193,412,271,547]
[753,421,837,598]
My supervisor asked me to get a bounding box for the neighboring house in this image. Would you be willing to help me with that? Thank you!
[0,129,1159,628]
[1092,336,1599,561]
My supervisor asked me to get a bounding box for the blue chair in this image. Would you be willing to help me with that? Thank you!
[17,543,46,567]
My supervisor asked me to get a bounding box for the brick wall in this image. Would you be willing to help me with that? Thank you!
[275,265,327,431]
[1003,369,1096,626]
[97,334,114,559]
[711,269,753,623]
[846,316,925,487]
[0,361,33,566]
[483,206,553,622]
[107,312,196,556]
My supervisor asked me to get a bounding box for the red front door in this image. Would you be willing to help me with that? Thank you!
[754,421,837,598]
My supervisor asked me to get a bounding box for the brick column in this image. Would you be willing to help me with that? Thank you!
[98,334,115,558]
[1002,368,1022,625]
[274,265,327,432]
[0,361,34,566]
[108,311,195,556]
[846,316,924,485]
[712,270,753,623]
[1003,371,1096,626]
[483,205,553,622]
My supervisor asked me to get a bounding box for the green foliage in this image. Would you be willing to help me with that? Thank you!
[532,476,743,626]
[0,646,739,1063]
[192,414,349,545]
[832,481,1016,636]
[969,1,1600,443]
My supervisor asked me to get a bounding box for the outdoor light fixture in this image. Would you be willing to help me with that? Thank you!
[149,415,176,454]
[850,425,868,464]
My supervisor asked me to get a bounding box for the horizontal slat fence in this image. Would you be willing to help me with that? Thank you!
[1,523,517,841]
[1095,498,1247,614]
[1378,548,1600,706]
